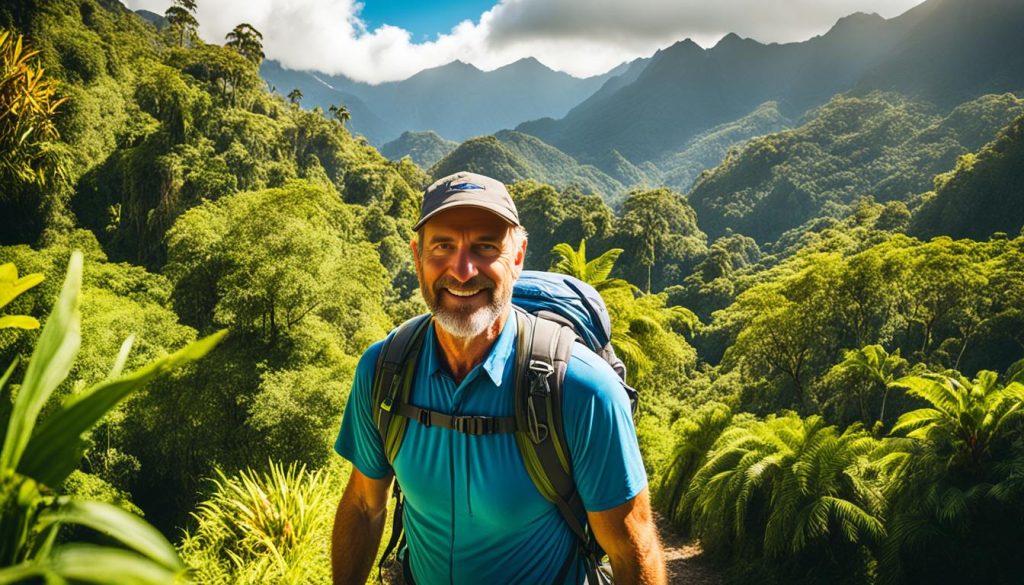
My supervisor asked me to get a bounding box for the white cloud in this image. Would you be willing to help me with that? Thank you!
[121,0,926,83]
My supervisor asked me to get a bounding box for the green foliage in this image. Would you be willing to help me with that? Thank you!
[0,252,223,583]
[712,235,1024,415]
[657,101,792,192]
[180,460,345,585]
[878,367,1024,584]
[548,238,698,389]
[677,412,883,582]
[822,345,908,431]
[0,29,72,245]
[0,263,42,330]
[224,23,263,65]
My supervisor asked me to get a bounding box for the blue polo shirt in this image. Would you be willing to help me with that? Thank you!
[335,315,647,585]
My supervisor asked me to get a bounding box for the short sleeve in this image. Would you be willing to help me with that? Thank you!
[561,345,648,512]
[334,340,393,479]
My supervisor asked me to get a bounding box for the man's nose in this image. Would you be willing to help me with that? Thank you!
[449,245,478,282]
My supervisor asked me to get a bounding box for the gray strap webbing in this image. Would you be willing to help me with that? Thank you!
[514,310,595,563]
[391,402,518,435]
[373,314,431,448]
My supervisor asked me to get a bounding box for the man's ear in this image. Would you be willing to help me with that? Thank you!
[514,235,527,271]
[410,237,422,278]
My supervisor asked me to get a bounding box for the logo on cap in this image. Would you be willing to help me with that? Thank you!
[448,182,485,191]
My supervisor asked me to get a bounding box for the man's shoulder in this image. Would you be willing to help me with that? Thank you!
[354,338,388,383]
[562,342,626,405]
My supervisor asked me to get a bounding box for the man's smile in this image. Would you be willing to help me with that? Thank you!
[444,288,483,298]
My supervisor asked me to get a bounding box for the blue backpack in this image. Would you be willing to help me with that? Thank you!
[372,271,637,584]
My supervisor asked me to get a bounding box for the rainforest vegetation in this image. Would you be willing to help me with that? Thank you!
[1,1,1023,583]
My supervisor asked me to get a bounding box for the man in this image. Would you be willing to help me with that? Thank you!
[332,171,666,584]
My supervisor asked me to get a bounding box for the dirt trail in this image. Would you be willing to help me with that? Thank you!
[656,513,723,585]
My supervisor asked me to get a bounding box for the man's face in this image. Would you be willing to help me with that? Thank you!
[413,207,525,339]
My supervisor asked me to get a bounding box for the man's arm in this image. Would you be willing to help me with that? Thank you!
[587,487,666,585]
[331,467,394,585]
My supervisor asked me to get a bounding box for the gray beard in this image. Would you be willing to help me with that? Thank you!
[423,276,510,339]
[432,300,503,339]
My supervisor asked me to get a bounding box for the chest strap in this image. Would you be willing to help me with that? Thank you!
[390,402,518,435]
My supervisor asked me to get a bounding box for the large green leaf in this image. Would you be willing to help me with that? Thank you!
[18,329,227,487]
[12,544,182,584]
[0,252,81,474]
[0,263,44,311]
[36,499,183,570]
[0,316,39,330]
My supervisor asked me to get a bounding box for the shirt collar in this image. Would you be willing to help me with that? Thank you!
[425,312,517,387]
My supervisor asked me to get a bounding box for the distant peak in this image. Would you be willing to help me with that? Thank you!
[827,11,886,33]
[512,56,543,66]
[715,32,743,47]
[498,57,552,73]
[653,38,704,59]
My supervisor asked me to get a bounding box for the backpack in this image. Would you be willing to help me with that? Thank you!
[371,270,638,584]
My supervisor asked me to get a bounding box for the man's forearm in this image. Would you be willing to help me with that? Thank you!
[331,490,388,585]
[607,529,666,585]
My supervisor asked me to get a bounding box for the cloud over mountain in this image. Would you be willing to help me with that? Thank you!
[123,0,925,83]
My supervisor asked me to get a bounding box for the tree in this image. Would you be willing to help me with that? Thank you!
[550,239,630,293]
[879,366,1024,584]
[832,345,907,430]
[224,23,263,65]
[286,88,302,106]
[549,239,698,386]
[0,30,68,189]
[615,188,706,293]
[328,103,350,127]
[164,0,199,48]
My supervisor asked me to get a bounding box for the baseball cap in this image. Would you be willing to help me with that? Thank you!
[413,171,520,231]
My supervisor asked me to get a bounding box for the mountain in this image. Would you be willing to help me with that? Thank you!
[381,131,458,169]
[430,131,627,203]
[687,92,1024,244]
[133,9,166,29]
[854,0,1024,108]
[259,60,396,143]
[261,57,626,145]
[517,0,1024,172]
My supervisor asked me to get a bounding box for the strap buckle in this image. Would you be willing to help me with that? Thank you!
[418,409,431,427]
[454,416,491,435]
[528,360,554,397]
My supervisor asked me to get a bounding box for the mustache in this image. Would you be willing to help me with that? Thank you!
[433,275,496,294]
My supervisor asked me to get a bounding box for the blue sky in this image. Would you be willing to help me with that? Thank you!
[123,0,928,84]
[358,0,497,41]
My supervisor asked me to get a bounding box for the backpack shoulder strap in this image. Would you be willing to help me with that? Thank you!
[372,313,432,464]
[513,310,589,534]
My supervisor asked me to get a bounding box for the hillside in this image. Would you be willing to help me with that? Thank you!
[911,111,1024,240]
[431,131,628,204]
[656,101,792,192]
[381,131,458,169]
[687,92,1024,243]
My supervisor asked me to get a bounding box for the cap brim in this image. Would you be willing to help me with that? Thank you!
[413,200,520,231]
